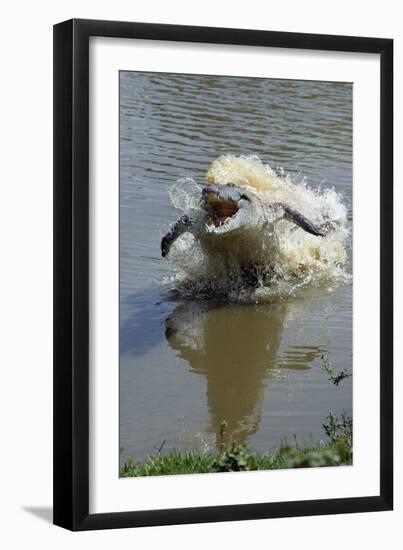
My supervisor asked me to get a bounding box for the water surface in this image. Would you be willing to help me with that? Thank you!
[119,72,352,466]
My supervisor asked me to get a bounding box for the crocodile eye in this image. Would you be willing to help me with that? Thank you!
[240,193,250,202]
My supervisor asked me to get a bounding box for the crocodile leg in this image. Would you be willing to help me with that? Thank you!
[270,203,325,237]
[161,214,193,257]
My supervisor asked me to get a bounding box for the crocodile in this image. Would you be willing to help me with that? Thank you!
[161,183,331,267]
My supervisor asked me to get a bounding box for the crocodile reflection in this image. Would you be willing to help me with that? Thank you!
[165,301,325,450]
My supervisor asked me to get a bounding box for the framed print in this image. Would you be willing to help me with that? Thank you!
[53,19,393,530]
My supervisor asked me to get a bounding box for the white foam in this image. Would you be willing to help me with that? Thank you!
[165,155,351,303]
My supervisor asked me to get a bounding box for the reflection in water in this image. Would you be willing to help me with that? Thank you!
[165,301,326,449]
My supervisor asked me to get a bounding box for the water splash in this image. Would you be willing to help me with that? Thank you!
[163,155,351,303]
[168,177,203,212]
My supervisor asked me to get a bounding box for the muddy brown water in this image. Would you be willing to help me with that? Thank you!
[119,72,352,466]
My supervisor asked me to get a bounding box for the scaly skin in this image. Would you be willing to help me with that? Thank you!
[161,183,327,260]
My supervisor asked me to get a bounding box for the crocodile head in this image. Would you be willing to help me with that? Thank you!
[202,183,260,235]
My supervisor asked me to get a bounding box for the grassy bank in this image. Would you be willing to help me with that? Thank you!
[120,411,352,477]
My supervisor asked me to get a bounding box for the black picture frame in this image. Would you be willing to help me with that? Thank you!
[53,18,393,531]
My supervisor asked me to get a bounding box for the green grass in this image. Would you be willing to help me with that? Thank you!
[120,412,352,477]
[321,354,352,386]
